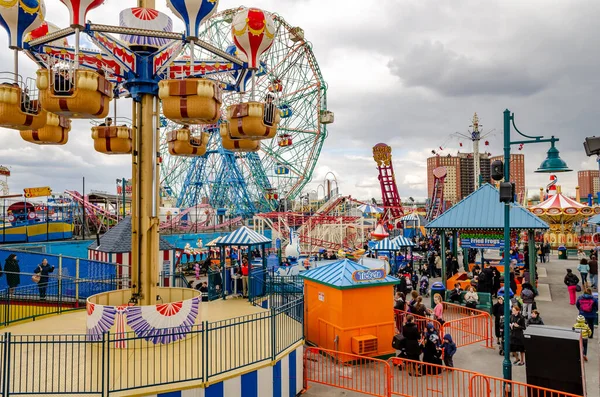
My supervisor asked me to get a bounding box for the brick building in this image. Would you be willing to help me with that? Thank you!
[578,170,600,200]
[489,154,526,203]
[426,155,461,204]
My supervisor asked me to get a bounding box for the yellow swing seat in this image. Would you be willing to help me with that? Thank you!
[20,113,70,145]
[167,128,209,156]
[37,69,113,119]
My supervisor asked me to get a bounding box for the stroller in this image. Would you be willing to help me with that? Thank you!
[498,315,505,355]
[419,275,430,297]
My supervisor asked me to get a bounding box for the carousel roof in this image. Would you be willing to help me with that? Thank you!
[532,193,586,210]
[529,192,598,223]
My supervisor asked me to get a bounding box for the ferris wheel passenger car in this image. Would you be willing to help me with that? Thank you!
[0,79,47,131]
[36,68,113,119]
[20,112,70,145]
[92,125,132,154]
[226,100,280,140]
[167,128,209,156]
[158,78,221,125]
[220,122,260,152]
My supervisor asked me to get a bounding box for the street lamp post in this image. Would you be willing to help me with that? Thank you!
[501,109,571,383]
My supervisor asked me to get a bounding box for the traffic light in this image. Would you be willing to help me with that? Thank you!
[499,182,515,203]
[491,160,504,181]
[584,137,600,157]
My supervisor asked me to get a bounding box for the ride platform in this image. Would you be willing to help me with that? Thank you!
[2,297,303,396]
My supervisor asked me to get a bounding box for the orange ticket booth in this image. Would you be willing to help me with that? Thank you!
[300,259,399,359]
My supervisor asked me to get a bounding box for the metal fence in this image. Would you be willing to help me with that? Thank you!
[0,296,303,396]
[304,347,584,397]
[0,276,129,327]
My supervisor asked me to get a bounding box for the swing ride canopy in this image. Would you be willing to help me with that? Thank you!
[426,184,549,231]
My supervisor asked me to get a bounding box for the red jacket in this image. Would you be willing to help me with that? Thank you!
[241,264,249,276]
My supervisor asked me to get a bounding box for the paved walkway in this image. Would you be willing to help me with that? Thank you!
[304,255,599,397]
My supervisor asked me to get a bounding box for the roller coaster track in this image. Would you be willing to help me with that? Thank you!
[65,190,118,234]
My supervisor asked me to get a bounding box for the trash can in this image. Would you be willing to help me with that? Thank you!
[430,282,446,307]
[558,246,567,260]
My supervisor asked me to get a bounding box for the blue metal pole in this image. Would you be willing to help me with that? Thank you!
[503,109,512,382]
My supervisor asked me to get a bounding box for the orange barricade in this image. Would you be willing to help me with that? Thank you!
[394,305,493,349]
[441,302,494,348]
[388,356,583,397]
[304,347,391,397]
[303,347,583,397]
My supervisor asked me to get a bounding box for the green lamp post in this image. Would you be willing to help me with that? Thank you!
[501,109,571,386]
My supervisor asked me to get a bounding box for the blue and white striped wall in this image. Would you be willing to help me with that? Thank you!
[143,345,304,397]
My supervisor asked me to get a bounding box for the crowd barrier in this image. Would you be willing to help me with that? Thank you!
[394,303,494,349]
[304,347,583,397]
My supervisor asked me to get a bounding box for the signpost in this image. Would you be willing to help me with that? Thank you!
[23,186,51,198]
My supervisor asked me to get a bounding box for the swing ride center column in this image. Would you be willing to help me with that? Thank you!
[130,0,159,306]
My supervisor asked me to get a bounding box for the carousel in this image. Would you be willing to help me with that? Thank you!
[530,185,599,249]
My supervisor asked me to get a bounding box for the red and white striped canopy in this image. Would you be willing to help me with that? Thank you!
[534,193,586,210]
[530,193,596,224]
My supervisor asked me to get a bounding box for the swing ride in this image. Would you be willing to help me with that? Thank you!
[0,0,332,309]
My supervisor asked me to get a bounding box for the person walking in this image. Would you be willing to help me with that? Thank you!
[442,333,457,368]
[576,287,598,339]
[543,242,551,262]
[537,244,545,263]
[4,254,20,295]
[520,284,535,319]
[573,315,592,362]
[577,258,590,288]
[509,305,526,366]
[33,259,54,300]
[240,257,249,298]
[401,315,422,376]
[588,255,598,290]
[434,254,442,278]
[564,269,580,305]
[492,296,504,345]
[527,310,544,326]
[432,294,444,325]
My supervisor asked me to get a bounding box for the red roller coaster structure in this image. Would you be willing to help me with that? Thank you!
[426,166,447,221]
[372,143,404,225]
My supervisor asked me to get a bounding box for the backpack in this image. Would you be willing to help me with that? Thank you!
[392,333,405,350]
[579,298,594,313]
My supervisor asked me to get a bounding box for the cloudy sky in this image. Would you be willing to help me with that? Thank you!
[0,0,598,203]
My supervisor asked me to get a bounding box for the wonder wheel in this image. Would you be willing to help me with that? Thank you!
[160,8,332,217]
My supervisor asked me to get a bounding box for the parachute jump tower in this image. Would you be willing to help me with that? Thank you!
[372,143,403,226]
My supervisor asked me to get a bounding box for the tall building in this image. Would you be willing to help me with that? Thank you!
[426,153,491,204]
[426,156,461,204]
[489,154,526,202]
[458,153,491,199]
[578,170,600,200]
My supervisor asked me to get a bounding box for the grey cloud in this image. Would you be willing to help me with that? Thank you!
[388,41,548,97]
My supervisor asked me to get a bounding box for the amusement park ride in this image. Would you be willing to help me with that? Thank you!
[0,0,333,304]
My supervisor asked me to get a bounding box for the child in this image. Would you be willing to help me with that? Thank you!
[527,310,544,326]
[442,334,456,368]
[573,315,592,361]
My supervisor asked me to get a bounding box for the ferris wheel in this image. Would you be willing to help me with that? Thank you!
[160,8,333,217]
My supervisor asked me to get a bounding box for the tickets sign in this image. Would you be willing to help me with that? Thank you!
[352,269,386,282]
[23,186,51,198]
